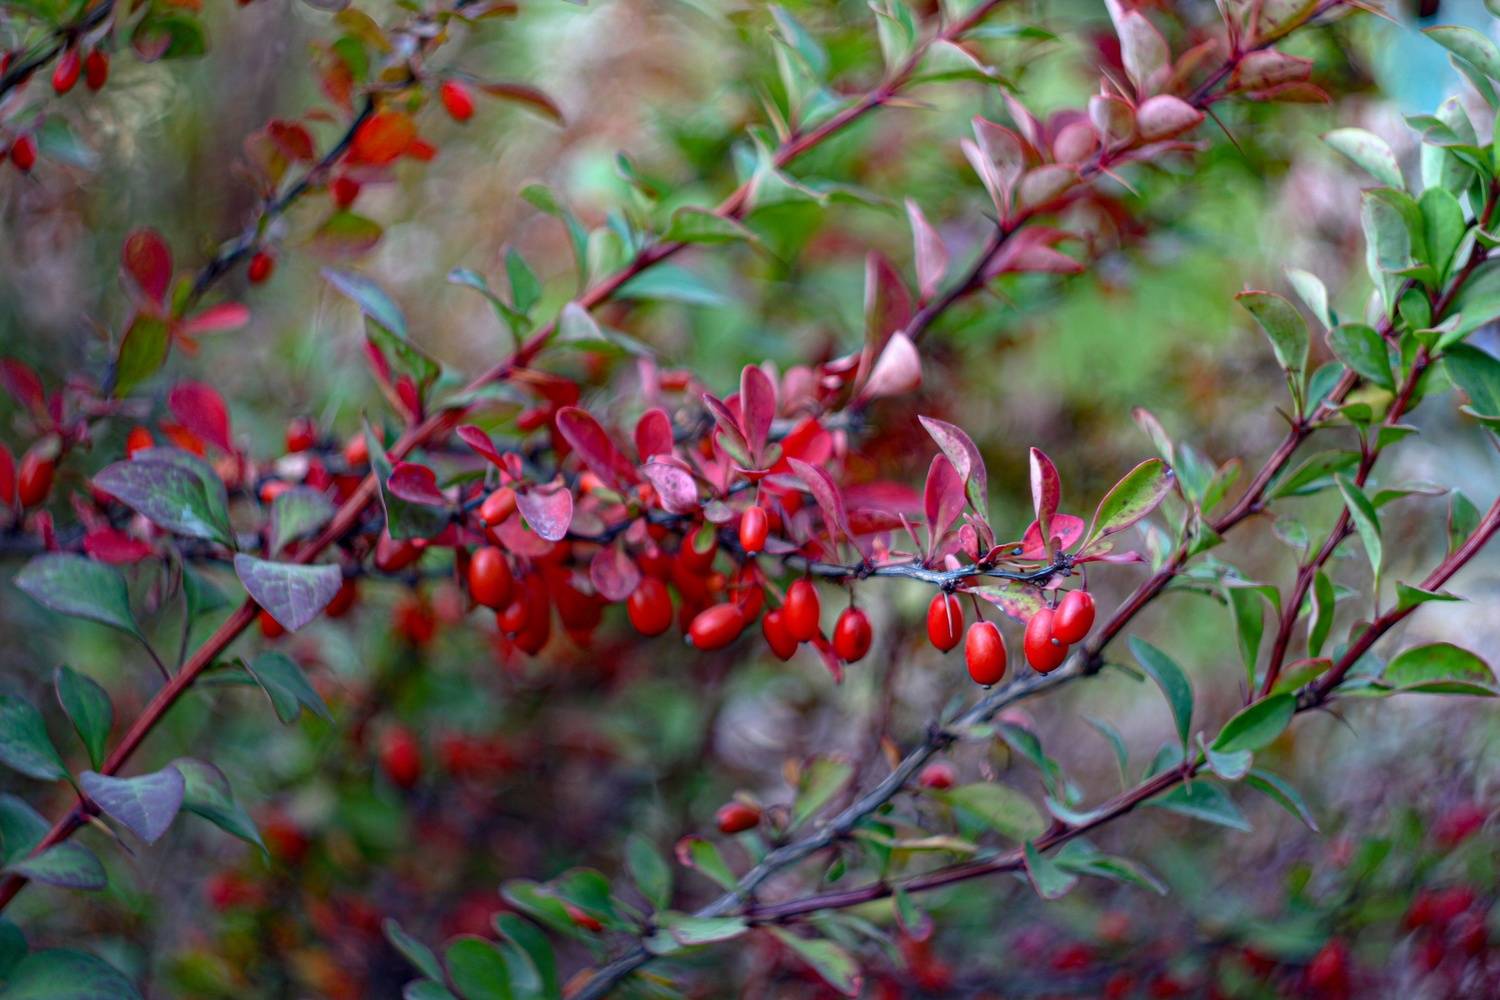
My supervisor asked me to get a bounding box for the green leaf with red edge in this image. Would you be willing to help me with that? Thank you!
[15,554,142,639]
[918,415,987,513]
[1383,643,1496,695]
[1084,459,1172,548]
[115,314,170,397]
[121,228,172,306]
[310,211,383,259]
[964,580,1045,624]
[767,928,862,997]
[233,555,342,632]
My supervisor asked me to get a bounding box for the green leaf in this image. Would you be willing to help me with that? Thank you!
[1202,740,1253,781]
[1129,637,1193,752]
[94,455,233,547]
[1225,585,1265,686]
[172,757,264,852]
[233,555,342,633]
[14,554,140,638]
[1148,780,1251,831]
[54,667,112,771]
[625,833,671,911]
[0,917,24,978]
[1285,267,1333,329]
[269,487,336,555]
[132,11,207,60]
[658,912,749,947]
[242,651,332,724]
[1384,642,1496,695]
[0,696,66,782]
[384,918,444,982]
[322,268,407,338]
[1236,291,1308,383]
[3,843,106,891]
[1395,582,1462,612]
[1324,128,1404,189]
[0,947,142,999]
[79,767,184,843]
[1022,841,1077,899]
[1084,715,1129,789]
[1326,324,1394,391]
[661,207,760,246]
[1334,474,1383,577]
[403,982,459,1000]
[1267,450,1359,500]
[1308,571,1336,658]
[1212,693,1295,754]
[114,314,170,397]
[1445,343,1500,421]
[1245,768,1320,831]
[444,936,513,1000]
[791,757,852,830]
[1054,842,1166,895]
[616,265,729,307]
[674,836,737,891]
[940,783,1046,842]
[1420,186,1467,284]
[1424,25,1500,81]
[0,795,48,864]
[766,929,861,996]
[493,913,559,1000]
[183,566,229,621]
[1084,459,1173,545]
[1362,188,1418,316]
[310,211,383,259]
[366,423,449,541]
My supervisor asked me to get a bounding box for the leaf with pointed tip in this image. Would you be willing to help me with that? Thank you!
[1028,448,1060,554]
[617,264,728,307]
[1054,842,1167,895]
[0,795,48,863]
[661,207,759,246]
[555,407,634,488]
[673,836,737,890]
[0,695,67,782]
[172,757,265,851]
[789,458,851,548]
[386,462,448,507]
[3,841,107,891]
[1384,643,1496,695]
[515,484,573,542]
[792,757,853,830]
[1213,693,1295,754]
[94,455,233,547]
[269,487,336,554]
[918,415,987,513]
[54,667,111,771]
[114,314,170,398]
[1085,459,1172,546]
[243,651,332,724]
[365,426,448,540]
[1324,128,1403,189]
[323,268,407,338]
[15,554,141,638]
[923,454,965,554]
[233,555,341,632]
[906,198,949,300]
[1130,636,1193,752]
[767,929,862,997]
[1023,841,1077,899]
[634,409,674,461]
[739,365,776,464]
[941,783,1046,842]
[385,918,444,982]
[1327,324,1394,391]
[0,948,142,999]
[1334,475,1382,577]
[1424,25,1500,81]
[1148,780,1250,831]
[1245,769,1319,831]
[80,767,185,844]
[660,912,749,947]
[1236,291,1308,384]
[625,834,672,912]
[964,581,1045,624]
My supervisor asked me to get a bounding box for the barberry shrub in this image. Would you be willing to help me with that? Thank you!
[1,1,1498,998]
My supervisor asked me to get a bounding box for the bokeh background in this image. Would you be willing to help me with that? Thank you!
[2,1,1498,996]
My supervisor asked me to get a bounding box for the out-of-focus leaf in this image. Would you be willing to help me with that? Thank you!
[172,757,265,852]
[15,555,141,638]
[0,948,142,999]
[1023,841,1077,899]
[766,929,862,997]
[0,695,67,782]
[242,651,333,724]
[1384,643,1496,695]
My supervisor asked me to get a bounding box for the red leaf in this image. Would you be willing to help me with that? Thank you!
[862,251,912,363]
[738,364,776,465]
[267,119,316,161]
[641,459,699,514]
[589,545,641,602]
[923,454,966,557]
[635,408,674,461]
[457,425,506,468]
[471,80,565,124]
[555,406,635,488]
[1018,513,1085,560]
[700,393,747,453]
[1029,447,1061,557]
[905,198,949,301]
[83,528,154,564]
[167,382,233,453]
[775,416,833,471]
[515,482,573,541]
[387,462,447,506]
[178,302,251,336]
[0,359,45,415]
[352,110,416,165]
[0,444,13,505]
[858,332,921,402]
[918,416,988,514]
[121,228,173,306]
[789,457,851,548]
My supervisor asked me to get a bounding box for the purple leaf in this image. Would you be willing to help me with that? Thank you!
[556,406,635,487]
[642,459,699,514]
[233,555,342,632]
[923,454,965,558]
[387,462,448,507]
[863,251,913,347]
[515,482,573,541]
[905,198,949,301]
[701,392,748,454]
[789,457,851,548]
[858,332,921,402]
[589,545,642,602]
[457,425,506,467]
[918,416,988,514]
[739,365,777,465]
[80,766,185,844]
[1029,447,1061,557]
[93,455,233,548]
[635,408,675,461]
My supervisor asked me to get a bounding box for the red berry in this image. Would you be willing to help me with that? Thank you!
[440,80,475,122]
[248,251,275,284]
[715,801,761,834]
[761,609,798,661]
[52,48,80,94]
[479,486,517,527]
[1024,606,1067,672]
[926,593,963,653]
[1052,589,1096,644]
[16,447,54,508]
[373,532,421,573]
[10,135,36,172]
[681,523,717,572]
[331,175,361,208]
[832,606,872,663]
[917,761,956,789]
[284,417,317,453]
[965,620,1007,686]
[627,576,674,636]
[83,50,108,91]
[343,433,370,467]
[738,506,769,554]
[380,727,422,789]
[688,603,745,650]
[258,607,285,639]
[324,578,358,618]
[784,579,821,642]
[1305,939,1348,994]
[125,426,154,458]
[467,546,513,609]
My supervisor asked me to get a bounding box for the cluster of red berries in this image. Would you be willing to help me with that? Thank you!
[923,587,1096,688]
[50,46,108,96]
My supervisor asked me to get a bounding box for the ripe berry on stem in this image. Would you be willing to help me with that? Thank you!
[1052,590,1096,644]
[965,620,1007,686]
[10,135,36,172]
[715,801,761,834]
[688,603,745,650]
[627,576,673,637]
[248,251,275,284]
[1024,606,1067,673]
[761,609,797,661]
[16,447,54,508]
[926,593,963,652]
[52,48,80,94]
[832,606,872,663]
[467,546,513,609]
[738,505,769,554]
[784,579,820,642]
[84,50,108,91]
[440,80,475,122]
[380,727,422,789]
